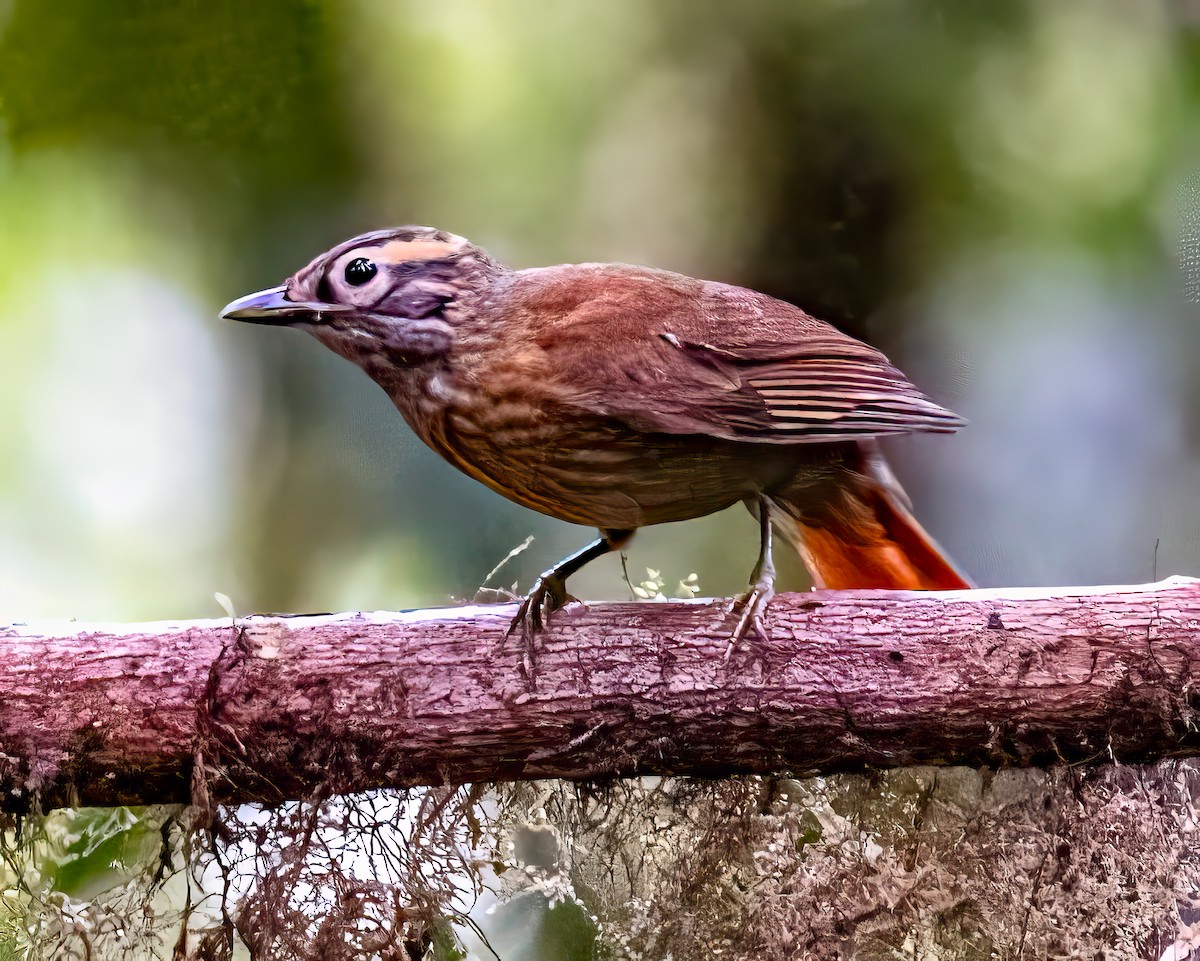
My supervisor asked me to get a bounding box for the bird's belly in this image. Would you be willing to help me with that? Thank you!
[442,407,801,529]
[392,375,814,529]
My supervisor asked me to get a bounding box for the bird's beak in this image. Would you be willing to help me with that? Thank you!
[220,285,348,325]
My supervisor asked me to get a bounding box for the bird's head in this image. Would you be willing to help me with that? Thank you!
[221,226,502,368]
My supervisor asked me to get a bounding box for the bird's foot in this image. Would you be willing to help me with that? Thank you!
[725,580,775,661]
[504,573,579,680]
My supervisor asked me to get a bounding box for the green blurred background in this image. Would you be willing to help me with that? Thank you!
[1,0,1196,622]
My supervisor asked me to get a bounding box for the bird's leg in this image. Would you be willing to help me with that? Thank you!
[728,496,777,654]
[507,529,634,672]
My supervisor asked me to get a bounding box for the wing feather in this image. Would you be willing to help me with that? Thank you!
[497,264,965,445]
[604,332,965,442]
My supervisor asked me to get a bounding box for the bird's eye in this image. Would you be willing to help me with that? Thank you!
[344,257,377,286]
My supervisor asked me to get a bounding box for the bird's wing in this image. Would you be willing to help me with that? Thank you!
[607,331,965,442]
[508,265,964,444]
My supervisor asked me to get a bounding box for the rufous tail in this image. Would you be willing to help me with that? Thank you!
[770,442,972,591]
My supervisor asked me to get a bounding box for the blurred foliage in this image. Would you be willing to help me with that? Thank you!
[0,807,183,956]
[1,0,1197,619]
[1,0,1199,958]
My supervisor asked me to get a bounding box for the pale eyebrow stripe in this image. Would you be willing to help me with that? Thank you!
[376,238,466,263]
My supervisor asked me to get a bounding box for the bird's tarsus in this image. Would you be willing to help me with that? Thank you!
[725,495,777,660]
[498,531,628,679]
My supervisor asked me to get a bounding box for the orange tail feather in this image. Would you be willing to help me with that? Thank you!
[771,443,972,591]
[791,497,970,590]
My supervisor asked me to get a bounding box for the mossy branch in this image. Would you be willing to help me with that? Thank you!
[4,578,1200,810]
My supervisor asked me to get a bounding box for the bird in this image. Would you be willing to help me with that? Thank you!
[222,225,971,650]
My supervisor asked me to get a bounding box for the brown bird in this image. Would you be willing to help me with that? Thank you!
[222,226,970,644]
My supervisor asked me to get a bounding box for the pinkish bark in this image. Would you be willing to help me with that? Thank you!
[3,578,1199,809]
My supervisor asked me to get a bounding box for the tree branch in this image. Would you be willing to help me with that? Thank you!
[4,578,1200,809]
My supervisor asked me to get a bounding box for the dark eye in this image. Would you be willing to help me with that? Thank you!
[344,257,377,286]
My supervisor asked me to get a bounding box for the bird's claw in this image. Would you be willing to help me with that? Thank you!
[504,574,578,680]
[507,573,573,635]
[725,581,775,660]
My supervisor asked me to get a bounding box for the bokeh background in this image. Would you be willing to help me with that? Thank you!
[1,0,1197,621]
[3,4,1200,959]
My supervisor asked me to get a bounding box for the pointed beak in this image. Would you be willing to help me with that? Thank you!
[220,285,349,325]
